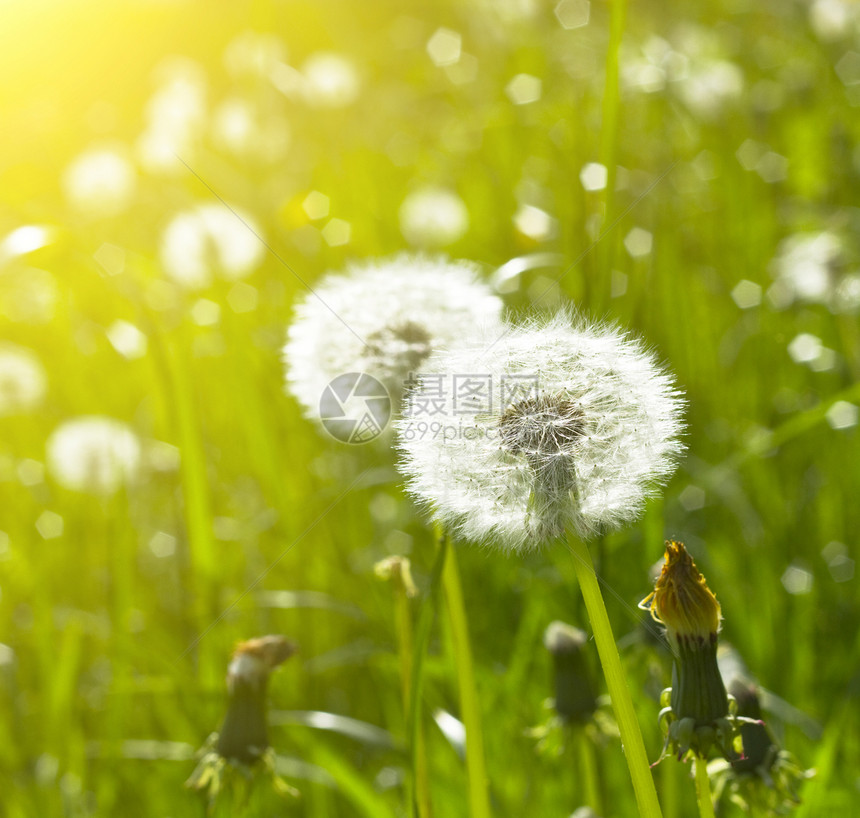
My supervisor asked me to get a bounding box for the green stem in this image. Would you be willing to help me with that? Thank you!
[567,532,663,818]
[442,536,492,818]
[694,756,716,818]
[659,754,680,818]
[577,729,602,816]
[598,0,628,278]
[396,575,432,818]
[407,533,447,818]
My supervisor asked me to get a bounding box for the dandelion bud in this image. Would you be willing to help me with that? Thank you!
[640,542,736,760]
[543,621,598,724]
[707,675,814,810]
[374,555,419,598]
[215,635,297,763]
[187,636,299,803]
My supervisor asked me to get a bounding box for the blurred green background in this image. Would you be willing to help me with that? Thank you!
[1,0,859,815]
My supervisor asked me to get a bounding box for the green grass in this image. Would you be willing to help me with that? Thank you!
[1,0,859,815]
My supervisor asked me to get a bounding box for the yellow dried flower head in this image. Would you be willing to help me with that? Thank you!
[374,555,419,598]
[641,541,721,645]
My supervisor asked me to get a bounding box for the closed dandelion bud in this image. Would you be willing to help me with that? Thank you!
[726,679,770,773]
[706,675,814,810]
[543,621,598,724]
[374,555,419,598]
[640,541,735,760]
[187,636,300,804]
[215,635,297,763]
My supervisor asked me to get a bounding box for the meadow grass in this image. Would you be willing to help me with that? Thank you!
[1,0,859,815]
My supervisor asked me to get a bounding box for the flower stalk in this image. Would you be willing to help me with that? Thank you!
[442,535,492,818]
[375,556,433,818]
[568,532,664,818]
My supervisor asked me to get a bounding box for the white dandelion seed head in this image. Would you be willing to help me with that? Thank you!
[62,147,137,218]
[770,231,845,306]
[46,416,141,495]
[301,52,360,107]
[396,309,685,551]
[0,345,47,415]
[211,97,291,163]
[399,187,469,248]
[284,254,504,417]
[159,203,265,289]
[676,58,743,119]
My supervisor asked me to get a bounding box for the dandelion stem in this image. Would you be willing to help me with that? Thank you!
[578,728,603,815]
[441,531,492,818]
[397,568,432,818]
[408,532,447,818]
[660,753,680,818]
[567,532,664,818]
[694,756,716,818]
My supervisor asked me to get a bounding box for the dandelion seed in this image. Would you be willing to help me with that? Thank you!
[284,254,504,418]
[396,309,684,550]
[46,416,141,495]
[0,345,47,416]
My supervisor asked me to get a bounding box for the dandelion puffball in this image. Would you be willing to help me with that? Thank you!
[160,203,265,289]
[396,310,685,550]
[63,148,137,218]
[399,188,469,248]
[46,416,141,495]
[284,255,504,418]
[0,345,47,416]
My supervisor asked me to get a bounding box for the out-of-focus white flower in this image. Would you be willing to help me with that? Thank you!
[284,255,504,416]
[301,53,360,107]
[0,345,47,415]
[223,31,287,79]
[677,59,743,119]
[46,416,141,495]
[396,310,684,550]
[809,0,860,41]
[137,59,207,174]
[769,231,848,308]
[211,97,291,163]
[399,188,469,247]
[160,203,265,289]
[623,28,742,119]
[63,148,137,217]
